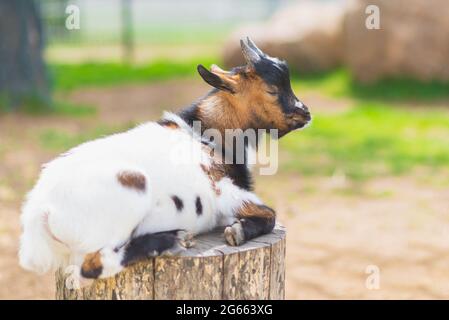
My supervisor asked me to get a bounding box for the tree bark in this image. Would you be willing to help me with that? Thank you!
[0,0,49,110]
[56,225,286,300]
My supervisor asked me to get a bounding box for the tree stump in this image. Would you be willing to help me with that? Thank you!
[55,224,286,300]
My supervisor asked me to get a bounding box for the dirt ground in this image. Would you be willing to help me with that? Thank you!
[1,79,449,299]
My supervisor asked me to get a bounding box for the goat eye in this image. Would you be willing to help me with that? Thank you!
[267,91,277,96]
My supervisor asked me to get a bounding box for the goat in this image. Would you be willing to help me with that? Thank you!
[19,38,311,280]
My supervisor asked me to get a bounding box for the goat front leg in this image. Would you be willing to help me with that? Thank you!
[224,202,276,246]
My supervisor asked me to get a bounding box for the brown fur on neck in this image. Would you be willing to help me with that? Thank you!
[196,91,249,134]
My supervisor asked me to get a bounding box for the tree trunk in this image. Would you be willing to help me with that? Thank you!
[56,225,286,300]
[0,0,49,110]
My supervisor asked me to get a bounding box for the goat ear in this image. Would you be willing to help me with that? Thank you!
[197,64,236,93]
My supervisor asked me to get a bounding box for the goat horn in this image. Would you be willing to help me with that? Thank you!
[240,38,260,67]
[246,37,264,57]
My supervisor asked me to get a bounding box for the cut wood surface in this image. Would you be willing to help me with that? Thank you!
[56,224,286,300]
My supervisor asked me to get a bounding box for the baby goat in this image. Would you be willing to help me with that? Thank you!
[19,38,311,280]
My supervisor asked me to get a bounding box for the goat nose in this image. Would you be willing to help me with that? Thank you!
[302,110,312,121]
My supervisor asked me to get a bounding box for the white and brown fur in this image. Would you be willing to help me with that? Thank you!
[19,38,311,280]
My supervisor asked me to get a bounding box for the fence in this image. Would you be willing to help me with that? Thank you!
[40,0,288,46]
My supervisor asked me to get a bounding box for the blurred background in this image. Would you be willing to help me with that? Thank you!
[1,0,449,299]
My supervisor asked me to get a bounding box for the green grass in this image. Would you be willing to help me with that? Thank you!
[24,100,96,117]
[51,57,216,91]
[292,69,449,101]
[39,123,135,151]
[286,68,449,180]
[0,94,95,117]
[51,101,97,117]
[281,103,449,180]
[3,58,212,114]
[50,57,449,101]
[292,69,351,98]
[0,92,52,113]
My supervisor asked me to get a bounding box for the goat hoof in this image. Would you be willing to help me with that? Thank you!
[160,245,184,256]
[224,223,244,246]
[177,230,196,248]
